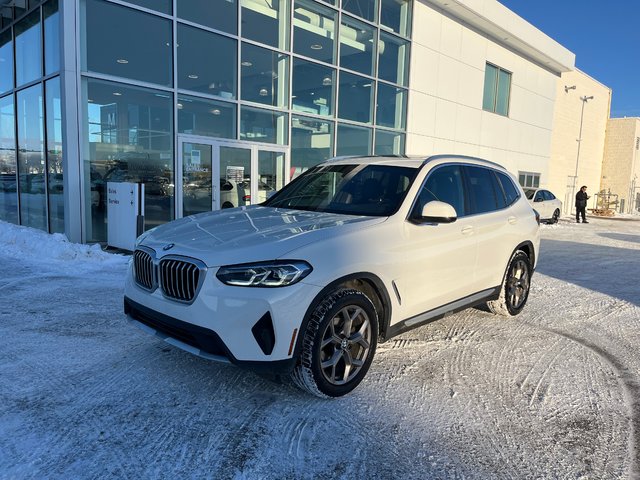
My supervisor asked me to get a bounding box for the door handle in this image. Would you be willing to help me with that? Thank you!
[508,216,517,225]
[461,225,474,235]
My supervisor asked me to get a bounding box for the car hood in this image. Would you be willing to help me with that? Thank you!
[139,206,387,266]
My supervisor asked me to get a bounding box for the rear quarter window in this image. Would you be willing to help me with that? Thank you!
[496,172,520,206]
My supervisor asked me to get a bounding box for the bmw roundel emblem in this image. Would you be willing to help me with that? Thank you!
[162,243,175,251]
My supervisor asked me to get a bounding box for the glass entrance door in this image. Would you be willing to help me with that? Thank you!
[178,136,288,218]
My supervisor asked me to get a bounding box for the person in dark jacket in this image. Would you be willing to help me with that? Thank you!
[575,185,590,223]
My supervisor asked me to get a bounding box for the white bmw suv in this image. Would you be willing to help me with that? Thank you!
[124,155,540,397]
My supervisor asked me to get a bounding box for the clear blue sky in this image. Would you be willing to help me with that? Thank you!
[498,0,639,118]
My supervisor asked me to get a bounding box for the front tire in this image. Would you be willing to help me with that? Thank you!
[487,250,532,317]
[291,289,378,398]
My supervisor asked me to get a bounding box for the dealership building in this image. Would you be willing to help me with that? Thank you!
[0,0,578,244]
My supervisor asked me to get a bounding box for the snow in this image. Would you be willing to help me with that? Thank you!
[1,215,639,479]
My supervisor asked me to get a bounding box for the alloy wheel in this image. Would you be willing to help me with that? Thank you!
[506,259,530,310]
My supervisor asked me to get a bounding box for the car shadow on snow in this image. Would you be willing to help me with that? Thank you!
[536,238,640,307]
[597,232,640,244]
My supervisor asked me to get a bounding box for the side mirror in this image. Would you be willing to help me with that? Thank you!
[418,201,457,224]
[534,197,543,202]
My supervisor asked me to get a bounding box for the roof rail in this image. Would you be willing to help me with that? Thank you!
[422,154,505,170]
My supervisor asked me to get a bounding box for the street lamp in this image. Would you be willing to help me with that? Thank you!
[570,95,594,214]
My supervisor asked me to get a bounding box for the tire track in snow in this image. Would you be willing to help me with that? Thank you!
[537,326,639,479]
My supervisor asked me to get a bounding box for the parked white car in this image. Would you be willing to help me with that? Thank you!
[523,188,562,223]
[124,155,540,397]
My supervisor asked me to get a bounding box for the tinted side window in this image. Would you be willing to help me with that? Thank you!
[543,190,555,200]
[464,166,499,214]
[490,171,507,209]
[497,172,520,206]
[413,165,465,217]
[534,191,544,202]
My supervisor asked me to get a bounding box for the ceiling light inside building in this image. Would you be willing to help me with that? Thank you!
[259,88,269,96]
[310,44,323,50]
[241,61,253,67]
[322,76,332,86]
[188,74,199,79]
[116,59,129,64]
[211,109,221,115]
[113,92,122,96]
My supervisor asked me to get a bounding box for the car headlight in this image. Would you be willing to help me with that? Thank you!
[216,261,312,287]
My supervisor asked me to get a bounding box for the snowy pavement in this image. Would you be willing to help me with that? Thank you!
[0,216,639,479]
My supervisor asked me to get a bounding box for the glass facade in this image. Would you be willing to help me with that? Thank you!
[0,0,411,243]
[0,0,62,233]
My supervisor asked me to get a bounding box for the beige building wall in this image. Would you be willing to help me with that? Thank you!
[405,0,575,179]
[602,118,640,213]
[548,70,611,214]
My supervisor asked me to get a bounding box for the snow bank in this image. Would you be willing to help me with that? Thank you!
[0,221,128,267]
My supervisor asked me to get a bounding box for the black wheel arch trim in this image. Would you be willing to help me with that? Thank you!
[293,272,393,360]
[513,240,536,274]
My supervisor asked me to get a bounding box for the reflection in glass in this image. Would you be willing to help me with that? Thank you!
[178,24,237,99]
[46,77,64,233]
[241,0,289,50]
[380,0,411,36]
[496,68,511,116]
[44,0,61,75]
[241,43,289,108]
[127,0,172,15]
[0,30,14,94]
[17,85,47,231]
[293,0,336,64]
[376,83,406,129]
[338,72,373,124]
[182,142,212,216]
[339,15,376,76]
[83,78,174,243]
[219,146,251,208]
[291,115,333,176]
[342,0,377,22]
[178,95,236,139]
[258,150,285,201]
[15,10,42,87]
[336,123,372,156]
[0,94,18,224]
[292,59,335,117]
[378,32,409,86]
[374,130,404,155]
[82,0,173,87]
[240,106,288,145]
[177,0,235,34]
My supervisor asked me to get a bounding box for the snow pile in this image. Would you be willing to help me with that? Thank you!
[0,220,128,267]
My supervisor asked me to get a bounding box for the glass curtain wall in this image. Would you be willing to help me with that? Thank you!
[0,0,62,232]
[78,0,412,241]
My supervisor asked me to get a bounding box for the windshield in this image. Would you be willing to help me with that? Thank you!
[264,164,418,216]
[523,188,536,200]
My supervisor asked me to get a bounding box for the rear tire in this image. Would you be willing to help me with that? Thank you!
[487,250,532,317]
[291,289,378,398]
[550,209,560,224]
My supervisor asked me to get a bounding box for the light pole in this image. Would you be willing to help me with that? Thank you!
[571,95,594,214]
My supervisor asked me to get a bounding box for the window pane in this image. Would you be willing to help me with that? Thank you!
[126,0,172,15]
[291,115,333,176]
[340,15,376,76]
[292,58,335,117]
[241,0,289,50]
[293,0,336,64]
[376,83,406,129]
[496,68,511,116]
[46,77,64,233]
[423,165,465,216]
[465,166,498,214]
[82,0,173,87]
[0,30,12,94]
[17,84,47,231]
[497,172,519,206]
[220,146,251,207]
[44,0,61,75]
[482,64,497,112]
[374,130,404,155]
[177,0,235,34]
[342,0,377,22]
[178,24,237,99]
[258,150,286,197]
[0,94,18,224]
[83,78,174,243]
[240,106,288,145]
[15,10,42,86]
[380,0,411,36]
[338,72,373,124]
[378,32,409,86]
[241,43,289,108]
[533,175,540,188]
[336,123,372,156]
[178,95,236,139]
[182,142,212,216]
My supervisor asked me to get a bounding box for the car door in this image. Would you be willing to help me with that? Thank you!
[464,166,520,290]
[533,190,548,218]
[395,164,479,319]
